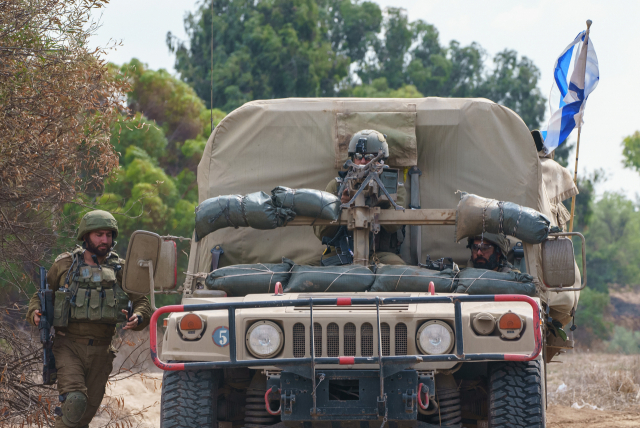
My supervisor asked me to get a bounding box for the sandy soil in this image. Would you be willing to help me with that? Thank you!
[547,405,640,428]
[91,351,640,427]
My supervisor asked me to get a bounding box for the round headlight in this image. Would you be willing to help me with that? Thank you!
[246,321,283,358]
[416,321,454,355]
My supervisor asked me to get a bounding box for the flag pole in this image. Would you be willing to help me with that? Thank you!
[568,19,592,232]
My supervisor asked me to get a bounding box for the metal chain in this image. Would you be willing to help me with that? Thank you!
[513,205,523,237]
[498,201,505,235]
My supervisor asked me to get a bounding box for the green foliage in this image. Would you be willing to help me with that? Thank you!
[622,131,640,173]
[123,58,206,142]
[606,326,640,354]
[169,2,546,128]
[565,169,605,232]
[580,192,640,292]
[111,112,167,164]
[349,77,423,98]
[574,287,611,346]
[169,0,356,112]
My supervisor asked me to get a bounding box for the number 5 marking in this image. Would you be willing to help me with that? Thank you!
[212,326,230,347]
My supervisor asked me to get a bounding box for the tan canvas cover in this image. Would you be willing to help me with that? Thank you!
[195,97,542,271]
[540,157,578,204]
[336,111,417,168]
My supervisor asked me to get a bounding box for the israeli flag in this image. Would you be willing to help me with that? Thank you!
[541,27,599,153]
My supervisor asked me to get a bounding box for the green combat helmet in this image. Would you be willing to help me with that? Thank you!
[466,232,511,255]
[76,210,119,240]
[348,130,389,159]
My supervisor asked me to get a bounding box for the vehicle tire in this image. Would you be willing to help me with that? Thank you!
[161,369,221,428]
[489,360,545,428]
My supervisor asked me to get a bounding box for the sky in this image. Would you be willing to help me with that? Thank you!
[91,0,640,198]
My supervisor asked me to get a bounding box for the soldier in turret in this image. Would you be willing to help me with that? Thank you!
[312,130,407,266]
[27,210,152,428]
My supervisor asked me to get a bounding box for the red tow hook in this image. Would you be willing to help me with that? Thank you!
[264,386,281,415]
[428,281,435,295]
[417,383,429,410]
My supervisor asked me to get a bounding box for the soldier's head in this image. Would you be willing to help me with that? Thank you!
[466,233,510,270]
[76,210,119,257]
[348,130,389,165]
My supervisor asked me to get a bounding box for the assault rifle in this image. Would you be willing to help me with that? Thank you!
[337,150,404,211]
[37,267,57,385]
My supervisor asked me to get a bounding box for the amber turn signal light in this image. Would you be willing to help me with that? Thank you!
[497,311,524,340]
[180,314,203,330]
[498,313,522,330]
[178,313,206,341]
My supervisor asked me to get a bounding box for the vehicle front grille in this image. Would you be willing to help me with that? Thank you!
[395,323,407,355]
[290,321,410,358]
[293,323,305,358]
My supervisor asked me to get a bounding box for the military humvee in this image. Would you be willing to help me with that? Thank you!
[121,98,585,428]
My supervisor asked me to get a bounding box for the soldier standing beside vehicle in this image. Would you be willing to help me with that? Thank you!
[311,129,407,266]
[26,210,152,428]
[466,233,518,273]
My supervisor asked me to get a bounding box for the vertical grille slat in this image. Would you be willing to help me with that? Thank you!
[395,323,407,356]
[327,323,339,357]
[293,323,305,357]
[313,323,322,357]
[361,323,373,356]
[344,323,356,356]
[381,323,390,356]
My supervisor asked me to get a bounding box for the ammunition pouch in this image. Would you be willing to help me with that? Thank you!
[53,289,71,328]
[68,263,129,324]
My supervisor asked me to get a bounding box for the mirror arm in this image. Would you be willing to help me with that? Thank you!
[138,260,158,311]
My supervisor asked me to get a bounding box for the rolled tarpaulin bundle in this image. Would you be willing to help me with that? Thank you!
[272,186,341,221]
[195,192,295,241]
[455,192,550,244]
[455,268,537,296]
[205,260,294,296]
[285,265,374,293]
[369,265,457,293]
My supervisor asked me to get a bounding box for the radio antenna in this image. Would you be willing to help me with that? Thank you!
[210,0,214,132]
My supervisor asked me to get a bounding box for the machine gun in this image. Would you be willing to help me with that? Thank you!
[37,267,57,385]
[337,150,404,211]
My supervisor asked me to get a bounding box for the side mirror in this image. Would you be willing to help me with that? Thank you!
[541,232,586,291]
[122,230,178,295]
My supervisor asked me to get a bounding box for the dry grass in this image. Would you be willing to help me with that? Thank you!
[547,352,640,410]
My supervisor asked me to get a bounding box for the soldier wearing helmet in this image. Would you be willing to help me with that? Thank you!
[27,210,152,428]
[310,130,407,266]
[466,233,517,273]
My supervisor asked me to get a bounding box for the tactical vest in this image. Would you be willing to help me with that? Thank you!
[53,249,130,327]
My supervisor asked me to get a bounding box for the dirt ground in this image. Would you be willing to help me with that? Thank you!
[93,351,640,427]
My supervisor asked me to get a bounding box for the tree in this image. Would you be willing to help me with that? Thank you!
[169,2,547,128]
[0,0,128,301]
[622,130,640,173]
[580,192,640,293]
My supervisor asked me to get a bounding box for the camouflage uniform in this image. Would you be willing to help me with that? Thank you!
[310,178,407,266]
[26,211,152,428]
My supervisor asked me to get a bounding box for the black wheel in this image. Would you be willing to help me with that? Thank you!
[425,387,462,427]
[489,361,545,428]
[161,369,221,428]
